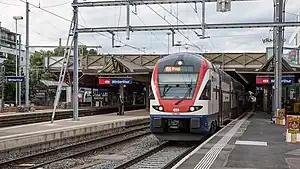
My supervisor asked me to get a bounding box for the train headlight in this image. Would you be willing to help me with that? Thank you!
[188,106,203,112]
[152,105,164,112]
[159,106,163,111]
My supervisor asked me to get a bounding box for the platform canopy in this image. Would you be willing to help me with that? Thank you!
[257,55,295,72]
[100,56,151,73]
[40,80,69,87]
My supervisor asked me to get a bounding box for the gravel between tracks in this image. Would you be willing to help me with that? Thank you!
[42,134,162,169]
[0,123,149,165]
[126,146,191,169]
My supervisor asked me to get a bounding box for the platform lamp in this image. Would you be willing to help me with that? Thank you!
[13,16,23,106]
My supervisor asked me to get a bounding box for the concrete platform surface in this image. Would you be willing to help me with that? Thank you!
[0,109,149,151]
[172,112,300,169]
[0,108,76,117]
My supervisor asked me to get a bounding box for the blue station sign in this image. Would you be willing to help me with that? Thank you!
[6,76,25,82]
[270,76,295,84]
[111,78,132,84]
[98,77,132,85]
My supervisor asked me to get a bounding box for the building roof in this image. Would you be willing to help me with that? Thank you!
[40,80,69,87]
[113,57,150,72]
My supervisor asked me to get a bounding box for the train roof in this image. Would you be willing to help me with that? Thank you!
[158,52,208,65]
[158,52,245,88]
[157,52,212,71]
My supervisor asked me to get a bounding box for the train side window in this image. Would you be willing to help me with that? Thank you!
[200,80,211,100]
[215,86,218,100]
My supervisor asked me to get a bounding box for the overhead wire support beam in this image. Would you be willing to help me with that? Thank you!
[72,0,253,7]
[76,22,300,33]
[29,45,102,48]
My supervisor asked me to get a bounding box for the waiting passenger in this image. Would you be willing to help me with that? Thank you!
[118,96,124,115]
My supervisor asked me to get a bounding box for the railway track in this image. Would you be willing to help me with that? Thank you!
[0,122,150,169]
[110,140,202,169]
[0,104,145,128]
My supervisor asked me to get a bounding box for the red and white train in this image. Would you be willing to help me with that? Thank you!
[149,52,246,141]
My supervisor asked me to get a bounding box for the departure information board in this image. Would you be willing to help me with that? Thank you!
[163,66,194,72]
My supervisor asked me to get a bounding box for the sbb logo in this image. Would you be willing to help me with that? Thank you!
[262,79,269,83]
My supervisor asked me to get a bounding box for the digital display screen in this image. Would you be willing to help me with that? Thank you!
[163,66,194,72]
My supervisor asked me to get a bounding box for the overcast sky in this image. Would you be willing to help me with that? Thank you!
[0,0,300,54]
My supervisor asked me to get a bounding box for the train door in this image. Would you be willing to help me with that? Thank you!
[211,68,218,116]
[211,65,219,117]
[218,69,223,126]
[229,80,232,119]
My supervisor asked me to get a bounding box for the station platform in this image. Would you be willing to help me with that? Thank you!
[0,108,77,117]
[173,111,300,169]
[0,105,146,128]
[0,109,149,152]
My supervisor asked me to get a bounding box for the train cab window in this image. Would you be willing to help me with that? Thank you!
[200,80,211,100]
[158,73,198,100]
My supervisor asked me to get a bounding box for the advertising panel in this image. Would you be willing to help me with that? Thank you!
[287,115,300,134]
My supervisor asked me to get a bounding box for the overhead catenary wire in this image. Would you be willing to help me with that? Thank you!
[141,0,203,52]
[40,1,71,8]
[155,1,206,51]
[0,12,60,43]
[0,1,23,6]
[78,11,104,50]
[19,0,146,53]
[29,10,85,46]
[0,0,70,8]
[133,12,168,49]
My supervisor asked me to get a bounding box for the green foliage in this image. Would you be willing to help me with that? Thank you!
[3,54,17,102]
[3,47,99,103]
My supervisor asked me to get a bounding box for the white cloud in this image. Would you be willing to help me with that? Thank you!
[0,0,300,54]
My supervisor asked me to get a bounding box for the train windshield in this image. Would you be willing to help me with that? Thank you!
[158,73,198,100]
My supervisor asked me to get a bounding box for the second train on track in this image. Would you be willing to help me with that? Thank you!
[149,52,246,141]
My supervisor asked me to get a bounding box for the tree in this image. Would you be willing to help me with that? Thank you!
[2,47,99,105]
[3,54,17,103]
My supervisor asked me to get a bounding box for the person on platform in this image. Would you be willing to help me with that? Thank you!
[118,95,124,115]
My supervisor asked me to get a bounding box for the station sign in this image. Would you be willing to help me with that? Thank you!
[98,78,111,85]
[256,76,295,85]
[6,76,25,82]
[270,76,295,84]
[98,77,132,85]
[256,77,270,84]
[111,78,132,84]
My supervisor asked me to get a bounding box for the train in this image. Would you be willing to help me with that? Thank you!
[149,52,246,141]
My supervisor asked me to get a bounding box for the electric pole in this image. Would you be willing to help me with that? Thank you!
[73,0,79,121]
[273,0,284,117]
[25,1,30,107]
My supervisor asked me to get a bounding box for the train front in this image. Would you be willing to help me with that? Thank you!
[150,53,210,141]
